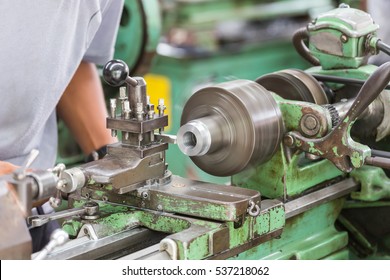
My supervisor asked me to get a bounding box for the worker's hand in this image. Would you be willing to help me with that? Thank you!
[0,160,18,176]
[0,161,26,214]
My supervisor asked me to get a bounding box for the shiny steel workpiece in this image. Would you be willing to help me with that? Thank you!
[178,80,283,176]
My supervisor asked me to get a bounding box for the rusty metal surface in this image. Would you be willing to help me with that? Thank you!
[287,62,390,172]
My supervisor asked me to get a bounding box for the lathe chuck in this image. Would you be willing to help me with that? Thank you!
[178,80,283,176]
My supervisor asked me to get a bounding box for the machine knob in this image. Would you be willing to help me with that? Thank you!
[103,59,138,87]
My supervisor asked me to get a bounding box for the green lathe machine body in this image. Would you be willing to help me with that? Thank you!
[3,3,390,260]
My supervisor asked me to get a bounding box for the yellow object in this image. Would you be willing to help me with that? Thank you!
[144,74,172,130]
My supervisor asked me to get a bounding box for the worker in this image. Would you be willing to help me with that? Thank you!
[0,0,123,252]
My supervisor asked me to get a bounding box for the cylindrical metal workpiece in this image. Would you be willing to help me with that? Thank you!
[59,167,86,194]
[27,170,58,201]
[178,80,283,176]
[177,115,226,156]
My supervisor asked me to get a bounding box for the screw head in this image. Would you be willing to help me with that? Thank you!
[340,34,348,43]
[283,135,295,147]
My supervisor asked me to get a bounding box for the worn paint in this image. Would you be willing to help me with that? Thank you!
[228,218,251,248]
[255,212,270,235]
[233,144,343,198]
[88,178,96,185]
[137,212,190,233]
[332,147,340,157]
[98,212,139,235]
[155,193,233,221]
[232,200,348,260]
[187,234,210,259]
[350,151,363,168]
[351,166,390,201]
[62,220,83,238]
[94,190,105,197]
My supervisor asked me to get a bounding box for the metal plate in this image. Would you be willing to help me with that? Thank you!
[148,175,260,221]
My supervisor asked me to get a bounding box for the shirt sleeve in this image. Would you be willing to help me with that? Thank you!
[83,0,124,66]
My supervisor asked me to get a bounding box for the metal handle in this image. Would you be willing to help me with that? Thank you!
[342,62,390,124]
[286,62,390,172]
[103,59,138,87]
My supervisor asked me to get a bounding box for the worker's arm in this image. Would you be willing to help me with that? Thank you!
[57,61,116,156]
[0,161,18,175]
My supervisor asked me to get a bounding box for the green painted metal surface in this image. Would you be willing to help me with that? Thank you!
[114,0,161,73]
[63,198,284,260]
[231,199,348,260]
[308,6,378,69]
[233,146,343,199]
[351,166,390,201]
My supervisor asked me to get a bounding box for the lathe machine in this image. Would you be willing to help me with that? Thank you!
[1,4,390,260]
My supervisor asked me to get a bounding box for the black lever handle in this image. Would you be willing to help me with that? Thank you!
[103,59,138,87]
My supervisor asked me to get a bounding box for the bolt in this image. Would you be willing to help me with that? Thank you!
[157,98,166,117]
[283,135,295,147]
[109,99,117,118]
[340,34,348,43]
[110,98,118,137]
[148,104,155,119]
[123,100,131,140]
[119,87,127,117]
[119,87,127,100]
[304,115,318,130]
[136,102,144,121]
[123,100,131,119]
[84,201,99,216]
[300,114,320,136]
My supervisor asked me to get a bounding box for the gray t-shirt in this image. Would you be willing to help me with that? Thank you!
[0,0,123,169]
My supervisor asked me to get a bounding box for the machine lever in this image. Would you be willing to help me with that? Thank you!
[103,59,138,87]
[27,201,99,228]
[286,62,390,172]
